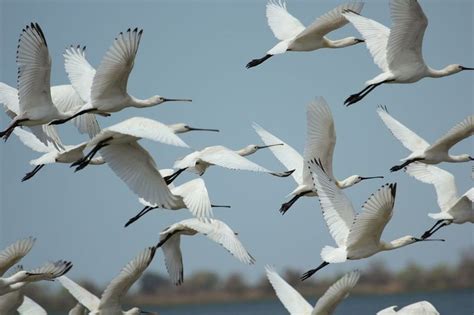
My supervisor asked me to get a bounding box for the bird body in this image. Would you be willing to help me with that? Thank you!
[343,0,473,105]
[157,218,255,285]
[300,159,443,281]
[377,107,473,172]
[266,266,360,315]
[253,97,382,214]
[59,247,157,315]
[246,1,365,68]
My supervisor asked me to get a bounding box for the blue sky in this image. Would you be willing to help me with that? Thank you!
[0,0,472,288]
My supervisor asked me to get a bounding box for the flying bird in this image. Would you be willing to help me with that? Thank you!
[168,144,293,184]
[266,266,359,315]
[157,218,255,285]
[59,246,157,315]
[253,97,383,214]
[0,23,99,141]
[125,169,230,227]
[405,163,473,238]
[300,159,443,281]
[377,300,440,315]
[377,106,473,172]
[50,30,192,125]
[343,0,473,106]
[246,1,364,68]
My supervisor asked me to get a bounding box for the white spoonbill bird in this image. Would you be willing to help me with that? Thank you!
[50,29,192,125]
[0,260,72,295]
[405,163,473,239]
[246,1,364,68]
[17,296,47,315]
[168,144,293,184]
[377,301,440,315]
[157,218,255,285]
[59,246,158,315]
[13,128,104,182]
[253,97,383,214]
[342,0,474,106]
[376,106,473,172]
[300,159,444,281]
[0,23,99,141]
[266,267,359,315]
[125,169,230,227]
[71,117,188,210]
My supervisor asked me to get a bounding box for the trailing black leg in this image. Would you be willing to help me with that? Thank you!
[0,119,25,142]
[22,164,45,182]
[344,82,384,106]
[279,192,308,215]
[163,168,188,185]
[49,108,97,125]
[73,138,112,172]
[300,261,330,281]
[246,54,273,69]
[125,206,156,227]
[390,158,423,172]
[422,221,449,239]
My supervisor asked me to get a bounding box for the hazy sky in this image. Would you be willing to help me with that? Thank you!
[0,0,472,288]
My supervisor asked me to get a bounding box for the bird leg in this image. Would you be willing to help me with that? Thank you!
[0,119,26,142]
[246,54,273,69]
[163,168,188,185]
[279,191,309,215]
[390,158,424,172]
[211,204,231,208]
[49,108,97,125]
[269,169,295,178]
[72,138,112,172]
[21,164,45,182]
[344,82,384,106]
[300,261,330,281]
[421,220,449,239]
[124,206,156,227]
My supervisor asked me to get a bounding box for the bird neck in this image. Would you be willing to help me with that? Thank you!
[383,237,413,251]
[448,154,471,162]
[236,147,255,156]
[325,37,356,48]
[130,96,159,108]
[337,176,357,188]
[427,66,455,78]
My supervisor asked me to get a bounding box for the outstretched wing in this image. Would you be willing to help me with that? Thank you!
[58,276,100,312]
[305,97,337,182]
[386,0,428,71]
[199,146,271,173]
[91,28,143,103]
[0,82,20,118]
[16,23,55,115]
[377,106,429,152]
[63,45,96,103]
[0,237,36,277]
[99,246,156,309]
[161,233,184,285]
[253,123,303,184]
[309,159,355,247]
[427,115,474,154]
[266,0,305,41]
[343,10,390,71]
[347,184,396,251]
[172,178,213,218]
[295,2,364,43]
[265,266,313,314]
[99,142,178,210]
[312,270,360,314]
[182,218,255,265]
[13,128,53,153]
[17,296,47,315]
[25,260,72,282]
[405,163,458,212]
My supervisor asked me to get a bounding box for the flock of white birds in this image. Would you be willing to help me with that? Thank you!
[0,0,472,314]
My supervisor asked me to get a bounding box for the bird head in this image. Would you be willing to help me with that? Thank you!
[168,123,219,134]
[151,95,192,105]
